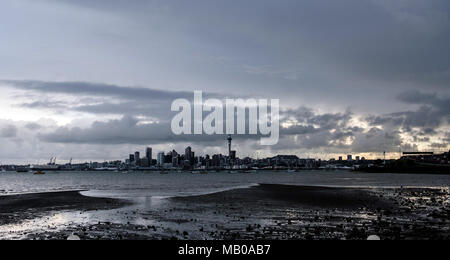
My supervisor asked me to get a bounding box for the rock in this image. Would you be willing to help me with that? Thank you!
[67,234,81,241]
[367,235,381,241]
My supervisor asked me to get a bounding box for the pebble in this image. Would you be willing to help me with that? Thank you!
[367,235,381,240]
[67,234,81,241]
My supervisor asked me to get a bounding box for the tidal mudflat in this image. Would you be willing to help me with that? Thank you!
[1,184,448,240]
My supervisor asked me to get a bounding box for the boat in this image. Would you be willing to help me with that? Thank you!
[16,167,30,173]
[92,167,118,172]
[287,169,296,173]
[30,164,60,171]
[159,170,169,175]
[229,170,239,174]
[33,171,46,175]
[191,171,200,174]
[200,171,208,175]
[30,157,60,171]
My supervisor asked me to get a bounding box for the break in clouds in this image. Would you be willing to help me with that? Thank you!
[0,0,450,163]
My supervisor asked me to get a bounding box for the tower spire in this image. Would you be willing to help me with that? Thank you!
[227,135,232,157]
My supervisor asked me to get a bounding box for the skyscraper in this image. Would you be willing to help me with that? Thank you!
[135,151,141,166]
[172,157,179,167]
[230,150,236,160]
[185,146,193,165]
[227,135,232,157]
[185,146,192,159]
[157,152,165,166]
[135,151,140,161]
[146,147,152,162]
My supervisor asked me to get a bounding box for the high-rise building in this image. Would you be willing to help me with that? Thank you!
[185,146,194,165]
[129,154,135,163]
[157,152,165,166]
[135,151,141,166]
[135,151,140,161]
[230,150,236,160]
[185,147,192,160]
[146,147,152,162]
[227,135,233,157]
[172,157,179,167]
[140,157,150,167]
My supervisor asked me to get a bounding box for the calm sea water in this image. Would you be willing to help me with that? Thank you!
[1,170,449,198]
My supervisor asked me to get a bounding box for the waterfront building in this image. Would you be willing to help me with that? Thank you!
[134,151,141,166]
[230,150,237,160]
[172,157,179,167]
[157,152,165,166]
[146,147,152,162]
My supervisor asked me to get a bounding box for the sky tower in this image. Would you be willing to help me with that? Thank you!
[227,135,232,157]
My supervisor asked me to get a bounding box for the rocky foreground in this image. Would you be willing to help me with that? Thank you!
[0,185,448,240]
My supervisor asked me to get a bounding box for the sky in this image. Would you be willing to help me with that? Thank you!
[0,0,449,164]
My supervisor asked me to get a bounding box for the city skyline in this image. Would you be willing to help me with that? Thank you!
[0,0,449,164]
[1,137,438,167]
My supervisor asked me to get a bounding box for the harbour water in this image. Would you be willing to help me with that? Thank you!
[1,170,449,198]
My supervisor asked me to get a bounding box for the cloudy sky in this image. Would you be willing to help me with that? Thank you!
[0,0,449,164]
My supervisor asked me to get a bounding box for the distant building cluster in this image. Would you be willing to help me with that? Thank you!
[1,135,449,172]
[401,152,449,164]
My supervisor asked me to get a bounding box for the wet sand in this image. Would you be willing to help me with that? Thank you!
[175,184,395,210]
[0,191,128,226]
[161,184,449,240]
[1,185,449,240]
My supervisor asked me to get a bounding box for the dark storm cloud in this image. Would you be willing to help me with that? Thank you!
[350,127,414,154]
[74,102,170,119]
[38,115,171,145]
[20,99,175,120]
[4,79,221,121]
[430,143,449,149]
[0,125,18,138]
[3,80,194,102]
[42,0,152,12]
[368,91,450,131]
[397,91,450,111]
[40,0,450,92]
[444,132,450,143]
[280,108,356,136]
[273,108,366,151]
[3,78,448,153]
[37,115,260,145]
[38,105,363,151]
[20,100,66,109]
